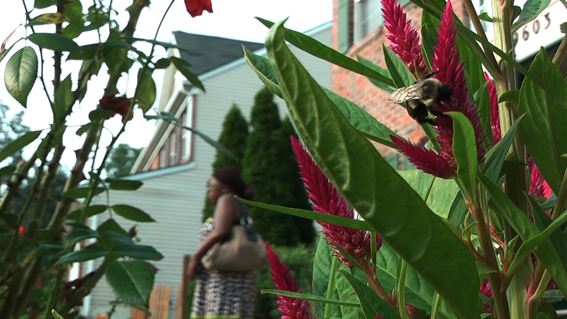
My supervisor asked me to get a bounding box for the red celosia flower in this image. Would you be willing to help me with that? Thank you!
[291,136,380,267]
[381,0,427,78]
[18,226,26,235]
[479,279,493,313]
[391,0,485,179]
[485,72,501,144]
[99,95,133,121]
[528,157,553,199]
[184,0,213,17]
[266,243,315,319]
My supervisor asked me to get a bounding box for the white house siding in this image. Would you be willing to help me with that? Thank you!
[85,23,331,319]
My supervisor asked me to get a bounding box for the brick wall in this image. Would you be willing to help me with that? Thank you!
[331,0,468,158]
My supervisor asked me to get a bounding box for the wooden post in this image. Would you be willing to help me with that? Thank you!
[175,254,191,319]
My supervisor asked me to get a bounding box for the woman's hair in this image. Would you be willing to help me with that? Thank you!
[212,167,256,200]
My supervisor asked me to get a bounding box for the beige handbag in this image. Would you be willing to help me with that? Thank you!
[201,204,268,272]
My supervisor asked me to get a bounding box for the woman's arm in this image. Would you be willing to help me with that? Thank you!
[186,194,239,280]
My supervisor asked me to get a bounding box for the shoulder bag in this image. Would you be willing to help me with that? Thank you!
[201,203,268,272]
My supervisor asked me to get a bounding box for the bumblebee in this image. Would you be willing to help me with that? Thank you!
[390,72,452,125]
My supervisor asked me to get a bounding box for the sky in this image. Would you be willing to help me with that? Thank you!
[0,0,332,168]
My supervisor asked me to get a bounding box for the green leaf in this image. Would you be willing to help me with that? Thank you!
[153,58,170,69]
[63,186,105,199]
[51,309,65,319]
[261,289,360,308]
[64,0,83,23]
[518,48,567,195]
[89,109,114,122]
[136,68,156,113]
[97,218,128,236]
[312,237,341,318]
[35,0,56,9]
[106,260,155,306]
[256,17,395,88]
[478,12,493,22]
[175,122,237,160]
[243,48,400,148]
[478,173,567,297]
[28,13,68,25]
[106,179,143,191]
[512,0,551,32]
[238,198,372,231]
[4,47,38,107]
[448,112,478,201]
[356,56,395,93]
[54,75,73,122]
[111,244,163,261]
[28,33,79,52]
[382,45,415,87]
[0,130,41,163]
[341,271,401,319]
[66,205,108,221]
[265,20,480,319]
[66,228,99,246]
[55,246,108,265]
[0,165,16,177]
[112,205,155,222]
[498,90,519,104]
[482,115,524,183]
[170,57,205,92]
[561,22,567,34]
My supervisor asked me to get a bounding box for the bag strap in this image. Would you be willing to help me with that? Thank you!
[238,202,253,226]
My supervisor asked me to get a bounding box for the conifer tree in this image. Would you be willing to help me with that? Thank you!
[201,104,249,221]
[242,87,314,246]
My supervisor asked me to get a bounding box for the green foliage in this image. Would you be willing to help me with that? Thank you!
[242,87,314,247]
[202,104,249,222]
[104,143,141,178]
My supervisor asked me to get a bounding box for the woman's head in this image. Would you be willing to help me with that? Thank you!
[207,167,255,203]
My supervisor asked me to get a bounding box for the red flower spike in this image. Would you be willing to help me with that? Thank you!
[185,0,213,18]
[291,136,379,267]
[485,72,501,144]
[18,226,26,235]
[381,0,427,78]
[528,157,553,199]
[266,243,315,319]
[479,279,493,314]
[392,0,486,179]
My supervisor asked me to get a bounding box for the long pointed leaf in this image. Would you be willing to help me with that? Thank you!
[265,20,480,319]
[341,271,401,319]
[449,112,478,201]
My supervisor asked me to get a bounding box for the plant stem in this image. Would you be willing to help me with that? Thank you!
[363,263,395,308]
[552,35,567,68]
[397,260,409,318]
[461,0,500,72]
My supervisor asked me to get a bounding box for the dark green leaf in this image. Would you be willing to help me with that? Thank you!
[153,58,170,69]
[55,246,108,265]
[420,11,439,70]
[54,75,73,122]
[101,231,134,247]
[341,271,401,319]
[89,109,114,122]
[63,186,105,199]
[238,198,372,231]
[28,33,79,51]
[512,0,551,32]
[382,45,415,87]
[561,22,567,34]
[75,123,93,136]
[312,237,341,318]
[111,244,163,261]
[0,130,41,163]
[0,165,16,177]
[171,57,205,92]
[243,47,282,97]
[106,179,143,191]
[482,115,524,183]
[35,0,56,9]
[106,260,155,306]
[103,31,127,76]
[356,56,395,93]
[4,47,38,107]
[256,17,395,88]
[65,0,83,23]
[265,20,480,319]
[66,228,99,246]
[136,69,156,113]
[518,48,567,194]
[67,44,99,60]
[478,12,493,22]
[97,218,127,236]
[63,22,85,39]
[112,205,155,222]
[448,112,478,201]
[498,90,519,104]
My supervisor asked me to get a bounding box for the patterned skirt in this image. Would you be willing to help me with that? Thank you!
[190,221,256,319]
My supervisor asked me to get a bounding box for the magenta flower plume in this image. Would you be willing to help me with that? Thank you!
[485,72,501,144]
[527,157,553,199]
[266,243,315,319]
[393,1,486,179]
[381,0,427,78]
[479,279,493,314]
[291,136,379,267]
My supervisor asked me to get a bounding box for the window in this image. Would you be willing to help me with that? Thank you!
[337,0,353,52]
[182,96,194,160]
[354,0,384,42]
[159,147,166,168]
[472,0,494,37]
[170,130,176,165]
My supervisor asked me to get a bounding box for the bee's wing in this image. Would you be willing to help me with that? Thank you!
[390,83,419,103]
